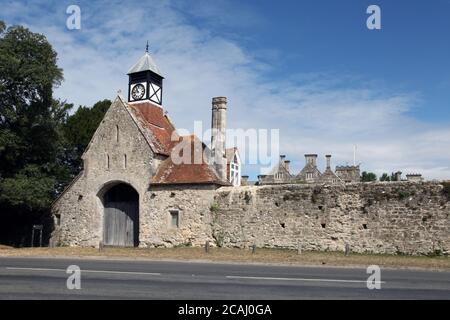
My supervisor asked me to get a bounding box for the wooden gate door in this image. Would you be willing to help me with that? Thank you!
[103,184,139,247]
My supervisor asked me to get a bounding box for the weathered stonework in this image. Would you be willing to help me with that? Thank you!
[52,98,156,247]
[51,97,217,248]
[211,182,450,255]
[139,185,216,247]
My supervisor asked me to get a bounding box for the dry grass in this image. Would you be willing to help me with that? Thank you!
[0,246,449,270]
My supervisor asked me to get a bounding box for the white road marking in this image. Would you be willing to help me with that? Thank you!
[226,275,385,284]
[5,267,384,284]
[6,267,161,276]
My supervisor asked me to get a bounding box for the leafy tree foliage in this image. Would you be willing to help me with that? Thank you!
[0,21,111,246]
[0,22,69,245]
[361,171,377,182]
[380,173,390,181]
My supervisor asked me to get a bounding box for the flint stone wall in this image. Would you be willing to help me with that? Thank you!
[211,182,450,255]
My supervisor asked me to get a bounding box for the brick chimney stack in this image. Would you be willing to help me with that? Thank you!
[305,154,318,167]
[326,155,332,170]
[211,97,227,181]
[284,160,290,172]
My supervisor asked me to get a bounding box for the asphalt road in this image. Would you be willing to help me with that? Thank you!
[0,257,449,299]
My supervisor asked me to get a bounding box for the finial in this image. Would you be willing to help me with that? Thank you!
[146,41,149,53]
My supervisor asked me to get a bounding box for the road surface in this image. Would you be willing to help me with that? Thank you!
[0,257,449,299]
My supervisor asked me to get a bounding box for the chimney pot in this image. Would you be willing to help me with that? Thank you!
[212,97,227,108]
[305,154,318,167]
[284,160,290,173]
[326,154,331,170]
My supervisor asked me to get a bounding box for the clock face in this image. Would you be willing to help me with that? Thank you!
[131,83,145,100]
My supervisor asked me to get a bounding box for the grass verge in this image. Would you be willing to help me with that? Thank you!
[0,247,449,270]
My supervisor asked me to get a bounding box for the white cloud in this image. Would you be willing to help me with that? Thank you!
[2,0,450,180]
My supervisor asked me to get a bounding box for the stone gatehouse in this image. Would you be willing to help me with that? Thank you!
[51,49,237,248]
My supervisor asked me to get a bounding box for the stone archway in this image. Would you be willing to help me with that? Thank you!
[101,183,139,247]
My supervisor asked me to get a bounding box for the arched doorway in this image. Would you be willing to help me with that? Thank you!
[102,183,139,247]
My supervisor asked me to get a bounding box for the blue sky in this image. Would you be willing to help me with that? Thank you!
[2,0,450,180]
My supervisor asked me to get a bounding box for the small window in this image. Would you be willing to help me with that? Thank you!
[170,210,179,228]
[106,154,110,169]
[55,214,61,226]
[116,125,119,143]
[321,223,326,228]
[124,154,127,169]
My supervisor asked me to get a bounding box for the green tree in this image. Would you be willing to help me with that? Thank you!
[361,171,377,182]
[380,173,390,181]
[390,172,398,181]
[0,22,69,245]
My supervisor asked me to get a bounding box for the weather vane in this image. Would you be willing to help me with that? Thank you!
[146,40,149,53]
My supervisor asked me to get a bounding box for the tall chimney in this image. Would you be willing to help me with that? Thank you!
[211,97,227,181]
[305,154,318,167]
[279,155,286,168]
[326,155,331,170]
[284,160,291,173]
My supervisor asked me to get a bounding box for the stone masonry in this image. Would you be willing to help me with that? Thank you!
[211,182,450,255]
[51,97,217,248]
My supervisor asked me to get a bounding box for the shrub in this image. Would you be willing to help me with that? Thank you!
[243,191,252,204]
[210,202,220,213]
[396,190,410,200]
[213,231,225,247]
[442,182,450,201]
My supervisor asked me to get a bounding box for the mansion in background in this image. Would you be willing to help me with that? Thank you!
[257,154,361,185]
[257,154,423,185]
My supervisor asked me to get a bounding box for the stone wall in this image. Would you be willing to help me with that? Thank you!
[211,182,450,255]
[139,184,217,248]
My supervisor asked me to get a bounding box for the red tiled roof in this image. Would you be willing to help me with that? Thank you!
[126,100,230,186]
[151,135,228,186]
[128,101,177,156]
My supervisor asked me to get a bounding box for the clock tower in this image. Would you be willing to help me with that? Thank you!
[127,44,164,105]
